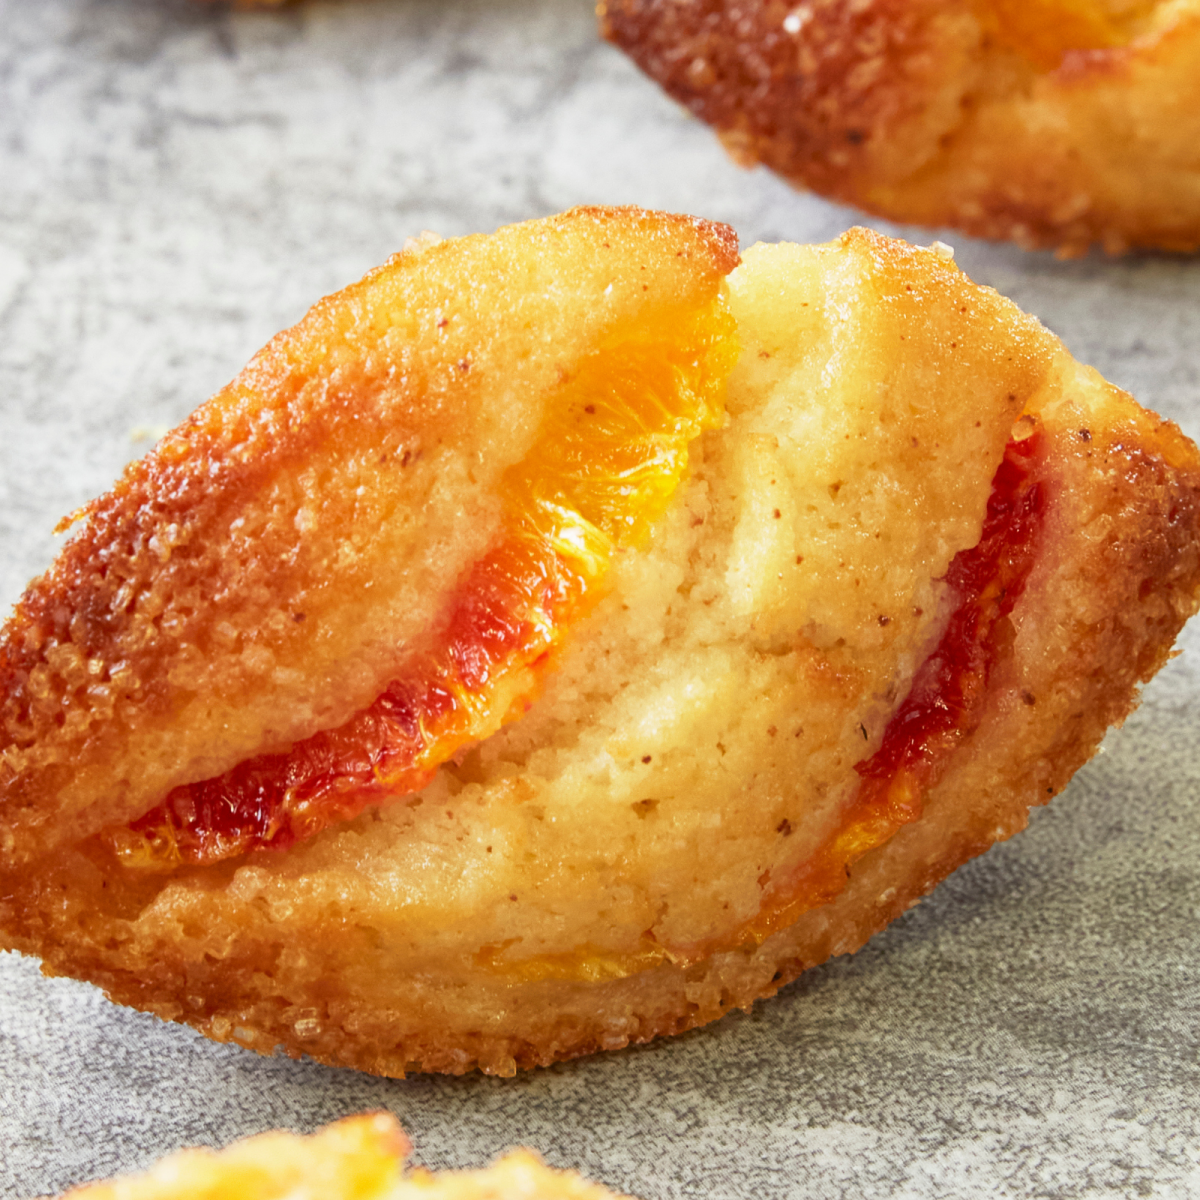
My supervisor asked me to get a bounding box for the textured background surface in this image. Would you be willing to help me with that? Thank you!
[1,2,1199,1197]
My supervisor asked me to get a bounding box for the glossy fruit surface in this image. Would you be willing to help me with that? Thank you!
[107,310,735,870]
[984,0,1153,68]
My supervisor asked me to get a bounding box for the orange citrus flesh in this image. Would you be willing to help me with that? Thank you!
[106,309,736,870]
[481,426,1046,983]
[981,0,1154,69]
[743,424,1045,946]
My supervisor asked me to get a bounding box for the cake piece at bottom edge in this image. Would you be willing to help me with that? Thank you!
[51,1114,631,1200]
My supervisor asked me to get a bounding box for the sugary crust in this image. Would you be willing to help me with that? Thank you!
[55,1113,632,1200]
[58,1114,409,1200]
[0,207,737,868]
[603,0,981,192]
[602,0,1200,254]
[3,228,1198,1078]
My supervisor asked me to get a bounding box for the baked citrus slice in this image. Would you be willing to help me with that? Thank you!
[0,207,736,870]
[985,0,1158,67]
[56,1113,633,1200]
[107,282,732,871]
[602,0,1200,254]
[1,220,1198,1077]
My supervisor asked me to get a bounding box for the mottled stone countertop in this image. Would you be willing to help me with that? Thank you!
[1,2,1198,1197]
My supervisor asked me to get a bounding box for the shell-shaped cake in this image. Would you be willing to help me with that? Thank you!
[2,210,1198,1076]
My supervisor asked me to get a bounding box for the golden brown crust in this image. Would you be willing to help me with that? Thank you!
[167,365,1199,1078]
[602,0,980,191]
[2,225,1198,1078]
[0,207,737,869]
[602,0,1200,254]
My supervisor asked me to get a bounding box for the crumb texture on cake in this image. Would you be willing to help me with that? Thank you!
[3,224,1199,1078]
[602,0,1200,254]
[0,206,737,868]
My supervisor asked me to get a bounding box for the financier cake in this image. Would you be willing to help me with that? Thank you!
[1,208,1198,1076]
[54,1113,632,1200]
[602,0,1200,255]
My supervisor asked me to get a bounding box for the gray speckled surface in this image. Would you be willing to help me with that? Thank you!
[1,2,1199,1197]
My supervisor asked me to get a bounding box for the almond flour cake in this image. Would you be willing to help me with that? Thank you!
[55,1113,632,1200]
[2,211,1198,1076]
[602,0,1200,255]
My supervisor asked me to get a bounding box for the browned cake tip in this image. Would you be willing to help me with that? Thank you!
[603,0,1200,254]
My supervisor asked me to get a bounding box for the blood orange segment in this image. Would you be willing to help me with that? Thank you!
[981,0,1154,69]
[745,424,1046,942]
[107,309,737,870]
[480,426,1046,982]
